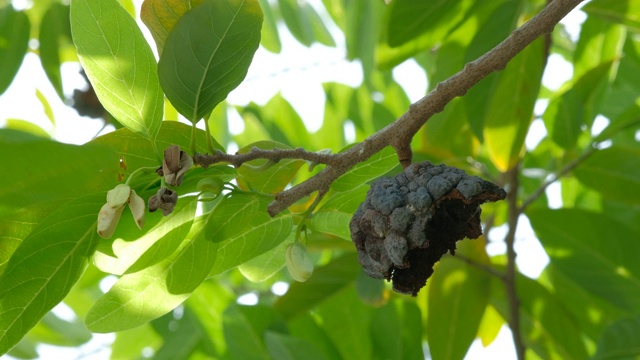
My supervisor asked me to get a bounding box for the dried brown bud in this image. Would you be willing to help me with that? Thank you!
[162,145,192,186]
[148,187,178,216]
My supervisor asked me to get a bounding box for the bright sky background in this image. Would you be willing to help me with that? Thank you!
[1,0,590,359]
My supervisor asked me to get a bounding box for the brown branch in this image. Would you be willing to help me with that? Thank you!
[193,147,339,168]
[191,0,584,216]
[504,165,525,360]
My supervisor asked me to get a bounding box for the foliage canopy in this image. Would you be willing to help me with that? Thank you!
[1,0,640,359]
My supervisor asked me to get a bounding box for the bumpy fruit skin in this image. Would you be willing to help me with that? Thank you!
[350,161,506,296]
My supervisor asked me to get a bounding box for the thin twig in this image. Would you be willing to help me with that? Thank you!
[519,146,596,212]
[193,147,339,168]
[504,165,525,360]
[454,254,504,279]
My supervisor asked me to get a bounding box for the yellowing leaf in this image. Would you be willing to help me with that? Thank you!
[140,0,206,55]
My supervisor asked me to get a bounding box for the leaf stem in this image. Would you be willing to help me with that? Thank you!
[203,114,217,154]
[190,122,197,156]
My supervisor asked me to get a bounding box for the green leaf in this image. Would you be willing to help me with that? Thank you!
[573,16,625,79]
[491,272,589,360]
[222,305,271,360]
[0,129,118,220]
[528,208,640,312]
[599,38,640,122]
[257,0,281,52]
[332,146,398,192]
[93,197,198,275]
[484,38,545,171]
[428,255,490,360]
[543,61,613,149]
[140,0,206,55]
[4,119,50,138]
[386,0,473,47]
[110,324,162,360]
[35,89,56,126]
[277,0,334,47]
[26,312,91,347]
[593,316,640,360]
[158,0,262,123]
[39,3,72,99]
[309,185,368,240]
[315,286,372,360]
[236,141,305,194]
[207,193,294,276]
[265,331,327,360]
[238,233,294,282]
[0,6,29,95]
[573,146,640,204]
[71,0,163,140]
[151,307,214,359]
[0,207,50,278]
[0,194,102,355]
[371,300,424,360]
[274,253,360,319]
[583,0,640,31]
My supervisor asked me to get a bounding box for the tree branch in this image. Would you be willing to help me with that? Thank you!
[504,166,526,360]
[193,0,585,216]
[193,147,338,168]
[519,145,596,213]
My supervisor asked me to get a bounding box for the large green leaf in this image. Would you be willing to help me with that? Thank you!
[85,204,213,333]
[221,305,271,360]
[386,0,473,48]
[25,312,91,347]
[484,38,545,171]
[71,0,163,140]
[573,16,625,79]
[265,331,327,360]
[308,185,368,240]
[593,316,640,359]
[257,0,281,52]
[0,206,50,277]
[140,0,206,55]
[543,62,613,149]
[277,0,334,47]
[0,130,119,219]
[0,194,102,355]
[93,197,198,275]
[583,0,640,31]
[428,246,490,360]
[371,300,423,360]
[491,273,588,360]
[332,146,399,191]
[528,208,640,312]
[158,0,262,123]
[315,286,372,360]
[151,307,215,359]
[573,146,640,204]
[206,193,294,276]
[0,6,29,95]
[39,3,73,99]
[274,253,360,319]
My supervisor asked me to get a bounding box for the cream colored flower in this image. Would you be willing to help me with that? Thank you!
[97,184,146,239]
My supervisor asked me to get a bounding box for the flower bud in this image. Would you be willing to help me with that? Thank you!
[128,190,145,229]
[106,184,131,208]
[162,145,192,186]
[148,187,178,216]
[97,202,124,239]
[286,243,314,282]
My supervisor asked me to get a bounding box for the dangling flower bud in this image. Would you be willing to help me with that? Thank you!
[162,145,192,186]
[286,243,314,282]
[148,187,178,216]
[97,184,147,238]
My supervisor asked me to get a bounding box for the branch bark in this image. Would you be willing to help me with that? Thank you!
[505,165,525,360]
[194,0,585,216]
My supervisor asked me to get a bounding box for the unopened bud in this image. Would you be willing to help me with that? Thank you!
[286,243,314,282]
